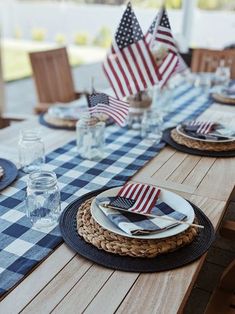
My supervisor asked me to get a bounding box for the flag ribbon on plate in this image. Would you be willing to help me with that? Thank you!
[188,120,215,134]
[103,2,161,99]
[109,183,161,214]
[88,92,129,127]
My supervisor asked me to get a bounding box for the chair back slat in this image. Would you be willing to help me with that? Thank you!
[191,48,235,79]
[29,47,76,104]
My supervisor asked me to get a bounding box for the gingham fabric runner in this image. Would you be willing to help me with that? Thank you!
[0,82,212,296]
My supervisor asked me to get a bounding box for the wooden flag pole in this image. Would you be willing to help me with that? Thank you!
[101,203,204,229]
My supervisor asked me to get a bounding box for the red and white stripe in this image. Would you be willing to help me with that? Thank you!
[189,120,214,134]
[118,183,161,214]
[89,96,129,127]
[103,39,161,99]
[145,8,180,87]
[196,121,214,134]
[175,54,188,73]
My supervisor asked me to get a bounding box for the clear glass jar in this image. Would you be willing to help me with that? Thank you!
[141,110,163,144]
[26,171,61,230]
[18,129,45,173]
[76,113,105,160]
[214,60,231,87]
[127,91,152,130]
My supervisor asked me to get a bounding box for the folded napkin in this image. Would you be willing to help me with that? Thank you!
[96,196,187,236]
[48,105,82,120]
[181,120,235,141]
[223,82,235,97]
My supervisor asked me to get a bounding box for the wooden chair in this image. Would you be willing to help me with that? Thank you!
[29,47,82,114]
[191,48,235,79]
[205,219,235,314]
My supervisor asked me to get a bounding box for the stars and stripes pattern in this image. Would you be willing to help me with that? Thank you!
[103,2,161,99]
[110,183,161,214]
[187,120,215,134]
[88,93,129,127]
[145,7,179,86]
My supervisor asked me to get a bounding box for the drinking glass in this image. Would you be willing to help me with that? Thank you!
[194,73,212,93]
[141,110,163,144]
[214,63,231,87]
[152,84,173,116]
[26,170,61,230]
[18,129,45,173]
[76,113,105,160]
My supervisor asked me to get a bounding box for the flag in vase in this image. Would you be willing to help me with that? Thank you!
[145,7,179,86]
[88,92,129,127]
[109,183,161,214]
[103,2,161,99]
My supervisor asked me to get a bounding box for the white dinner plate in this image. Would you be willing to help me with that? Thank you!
[90,187,195,239]
[176,124,235,143]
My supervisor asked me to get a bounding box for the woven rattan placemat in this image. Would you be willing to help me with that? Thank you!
[211,93,235,105]
[39,114,76,130]
[162,128,235,158]
[59,188,215,272]
[171,129,235,152]
[77,198,198,258]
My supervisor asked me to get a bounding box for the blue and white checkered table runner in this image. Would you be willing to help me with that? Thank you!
[0,83,212,296]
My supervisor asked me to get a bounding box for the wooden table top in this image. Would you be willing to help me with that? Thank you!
[0,103,235,314]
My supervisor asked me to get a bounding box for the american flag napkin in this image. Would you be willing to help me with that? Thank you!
[96,184,187,235]
[181,120,234,141]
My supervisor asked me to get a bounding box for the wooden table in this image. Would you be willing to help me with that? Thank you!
[0,103,235,314]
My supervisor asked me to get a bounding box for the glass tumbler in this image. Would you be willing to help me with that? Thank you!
[76,113,105,160]
[18,129,45,173]
[141,110,163,144]
[26,171,61,229]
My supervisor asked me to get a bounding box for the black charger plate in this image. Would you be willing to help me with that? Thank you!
[0,158,18,191]
[163,128,235,158]
[59,188,215,272]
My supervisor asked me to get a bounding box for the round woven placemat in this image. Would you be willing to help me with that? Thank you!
[59,188,215,272]
[44,113,77,128]
[162,128,235,158]
[39,114,76,130]
[0,158,18,191]
[171,129,235,152]
[77,198,198,258]
[211,93,235,106]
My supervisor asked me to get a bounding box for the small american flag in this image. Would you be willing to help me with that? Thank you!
[110,183,161,215]
[145,7,179,86]
[188,120,215,134]
[103,2,161,99]
[88,93,129,127]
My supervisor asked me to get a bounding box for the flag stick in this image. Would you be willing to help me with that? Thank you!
[101,203,204,229]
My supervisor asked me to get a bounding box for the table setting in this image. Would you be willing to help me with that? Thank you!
[0,158,18,191]
[0,3,234,305]
[163,119,235,157]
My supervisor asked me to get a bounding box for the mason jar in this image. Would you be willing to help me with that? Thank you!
[141,110,163,144]
[26,170,61,230]
[76,113,105,160]
[18,129,45,173]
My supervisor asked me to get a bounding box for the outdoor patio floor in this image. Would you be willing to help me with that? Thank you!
[4,63,235,314]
